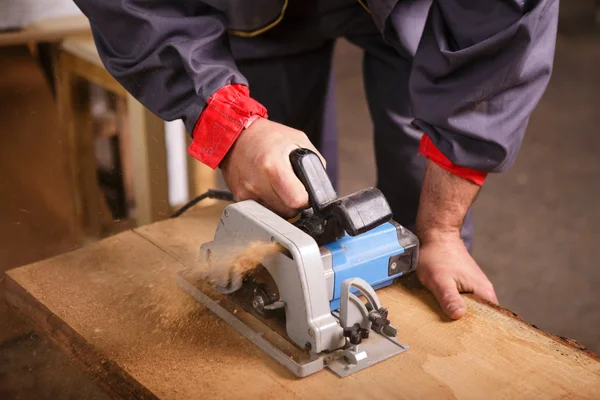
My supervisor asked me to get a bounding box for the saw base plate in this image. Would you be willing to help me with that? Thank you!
[177,270,322,377]
[177,269,408,378]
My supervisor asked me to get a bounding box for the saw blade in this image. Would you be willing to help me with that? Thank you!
[228,264,291,342]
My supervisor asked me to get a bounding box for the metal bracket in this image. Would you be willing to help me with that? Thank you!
[325,328,409,377]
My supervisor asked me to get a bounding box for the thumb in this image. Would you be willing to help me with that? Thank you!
[427,275,467,320]
[294,141,327,169]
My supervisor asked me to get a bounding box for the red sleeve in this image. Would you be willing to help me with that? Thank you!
[419,135,487,186]
[187,84,268,169]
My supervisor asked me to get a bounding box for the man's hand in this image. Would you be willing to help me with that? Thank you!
[417,232,498,319]
[416,159,498,319]
[220,118,325,218]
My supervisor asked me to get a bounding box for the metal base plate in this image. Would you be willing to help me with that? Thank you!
[176,275,325,377]
[177,273,409,378]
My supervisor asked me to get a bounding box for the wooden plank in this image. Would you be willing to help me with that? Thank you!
[115,96,136,210]
[61,38,103,69]
[26,16,91,34]
[5,202,600,399]
[53,47,84,233]
[186,136,218,199]
[60,37,170,226]
[126,95,171,225]
[3,275,157,400]
[60,41,127,97]
[0,16,91,47]
[54,49,110,236]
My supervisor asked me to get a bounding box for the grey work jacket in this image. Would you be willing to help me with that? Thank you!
[73,0,559,173]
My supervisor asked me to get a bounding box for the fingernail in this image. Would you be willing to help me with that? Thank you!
[447,304,459,314]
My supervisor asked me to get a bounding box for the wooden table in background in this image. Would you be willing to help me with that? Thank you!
[0,15,91,47]
[4,202,600,399]
[53,37,172,234]
[54,37,217,234]
[4,15,217,235]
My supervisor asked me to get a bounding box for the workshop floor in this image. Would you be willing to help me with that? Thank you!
[1,5,599,398]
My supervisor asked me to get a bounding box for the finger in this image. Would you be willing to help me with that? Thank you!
[426,274,467,320]
[295,139,327,169]
[455,264,499,305]
[267,152,310,212]
[270,174,309,214]
[259,183,300,218]
[473,281,499,305]
[234,180,298,218]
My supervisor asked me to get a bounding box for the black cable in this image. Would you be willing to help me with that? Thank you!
[170,189,234,218]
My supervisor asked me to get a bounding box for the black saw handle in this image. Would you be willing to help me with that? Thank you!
[289,148,393,236]
[289,148,337,213]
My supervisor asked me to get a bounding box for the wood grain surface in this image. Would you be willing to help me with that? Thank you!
[5,203,600,399]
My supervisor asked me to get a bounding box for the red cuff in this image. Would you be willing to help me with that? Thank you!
[188,84,268,169]
[419,135,487,186]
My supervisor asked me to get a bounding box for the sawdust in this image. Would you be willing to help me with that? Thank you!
[196,241,284,288]
[73,239,285,363]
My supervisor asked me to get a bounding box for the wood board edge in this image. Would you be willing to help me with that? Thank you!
[3,272,159,400]
[465,292,600,363]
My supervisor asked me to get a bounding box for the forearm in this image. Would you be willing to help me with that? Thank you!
[414,160,498,318]
[416,159,479,244]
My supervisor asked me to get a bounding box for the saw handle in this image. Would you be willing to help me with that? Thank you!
[289,148,393,236]
[289,148,337,212]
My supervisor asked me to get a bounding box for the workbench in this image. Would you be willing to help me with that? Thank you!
[0,15,90,46]
[53,37,171,234]
[2,15,217,235]
[4,202,600,399]
[54,37,217,234]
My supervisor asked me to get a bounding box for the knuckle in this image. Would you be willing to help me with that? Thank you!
[484,290,496,301]
[416,269,435,289]
[234,188,250,201]
[482,281,495,295]
[265,163,277,178]
[242,181,257,196]
[235,182,257,200]
[280,207,299,219]
[259,156,277,176]
[287,195,307,210]
[290,127,307,138]
[440,291,458,304]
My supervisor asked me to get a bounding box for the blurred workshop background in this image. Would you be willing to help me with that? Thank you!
[0,1,599,397]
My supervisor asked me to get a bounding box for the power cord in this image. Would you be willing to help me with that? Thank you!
[170,189,234,218]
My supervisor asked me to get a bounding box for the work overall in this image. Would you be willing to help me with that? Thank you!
[224,0,466,247]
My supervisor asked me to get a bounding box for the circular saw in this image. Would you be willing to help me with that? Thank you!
[178,148,419,378]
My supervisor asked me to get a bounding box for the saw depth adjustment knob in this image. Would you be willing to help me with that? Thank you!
[368,307,391,334]
[343,323,370,345]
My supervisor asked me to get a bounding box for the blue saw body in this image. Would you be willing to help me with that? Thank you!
[326,222,416,311]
